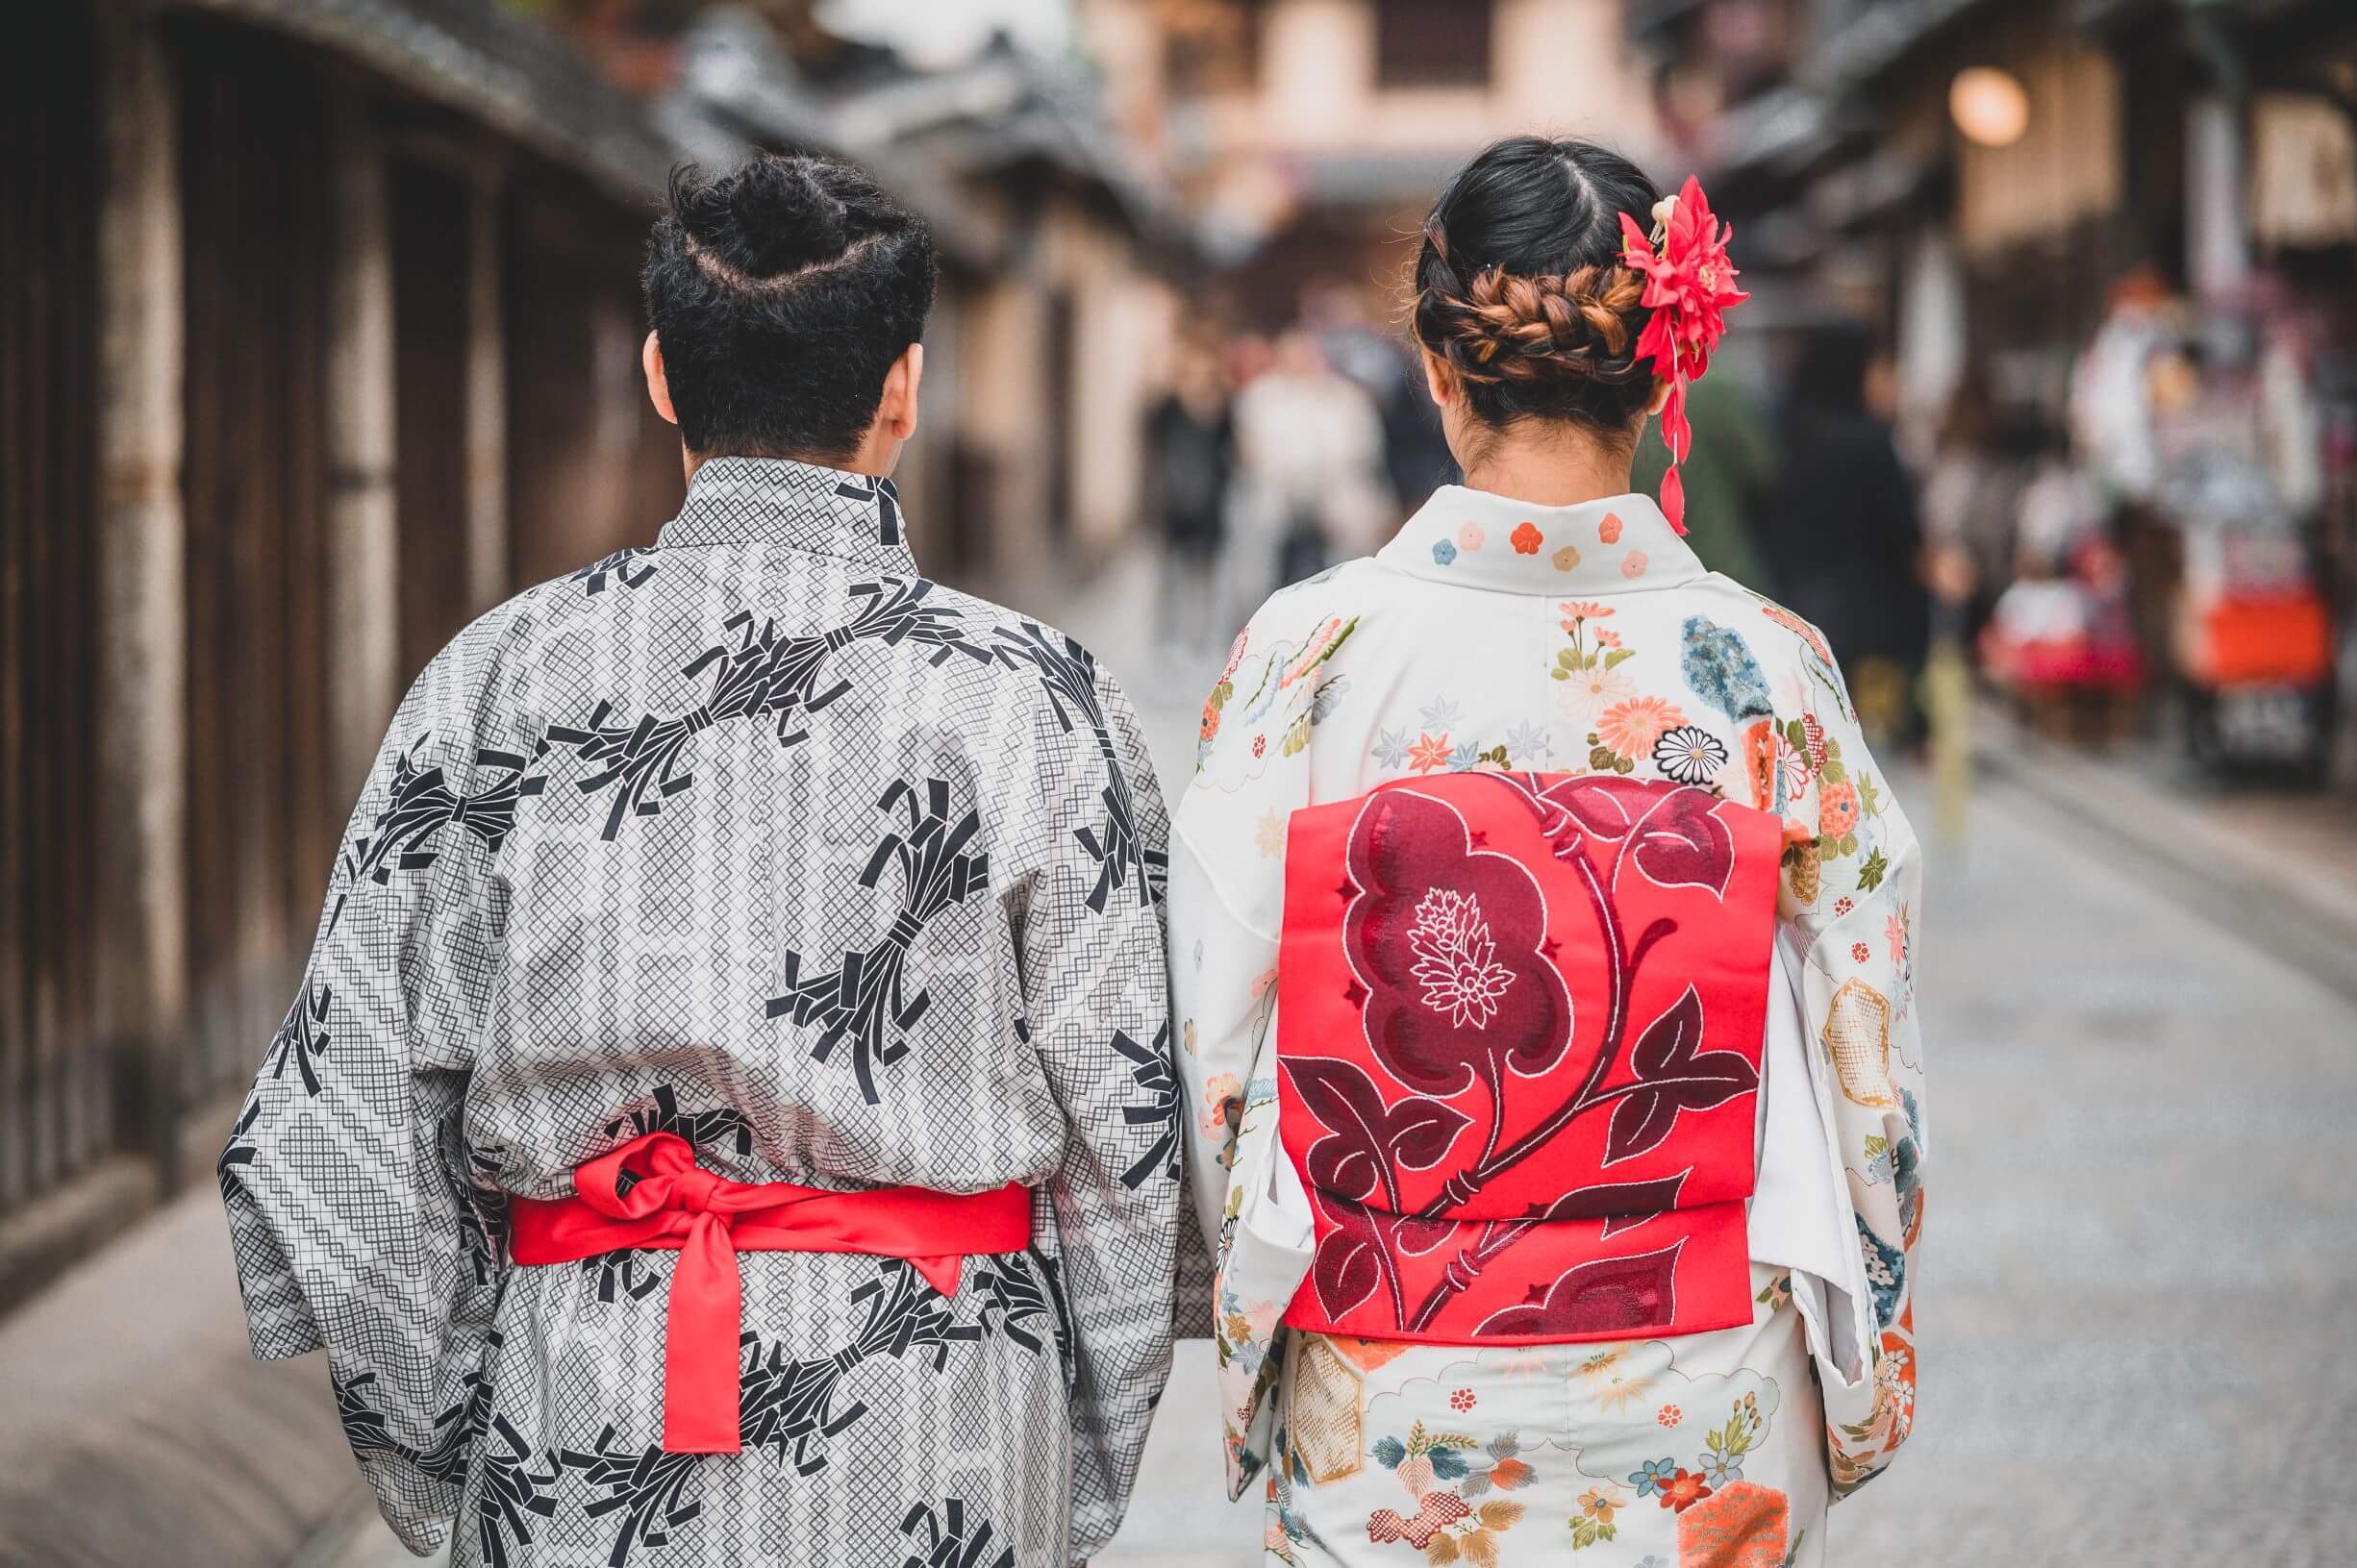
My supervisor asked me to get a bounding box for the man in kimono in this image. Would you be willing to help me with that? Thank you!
[220,153,1182,1568]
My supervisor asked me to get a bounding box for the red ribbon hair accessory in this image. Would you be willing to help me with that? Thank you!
[1618,175,1748,535]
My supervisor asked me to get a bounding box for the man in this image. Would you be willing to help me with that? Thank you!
[221,153,1180,1567]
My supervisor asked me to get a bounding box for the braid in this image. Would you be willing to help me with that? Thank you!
[1418,230,1648,388]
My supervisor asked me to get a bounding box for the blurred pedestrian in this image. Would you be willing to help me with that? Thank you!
[1631,366,1778,590]
[1231,328,1389,595]
[1145,336,1236,653]
[1756,323,1931,749]
[1174,137,1925,1566]
[217,153,1181,1568]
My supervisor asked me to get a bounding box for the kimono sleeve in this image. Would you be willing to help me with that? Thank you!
[217,604,532,1556]
[1775,679,1927,1498]
[1012,658,1181,1561]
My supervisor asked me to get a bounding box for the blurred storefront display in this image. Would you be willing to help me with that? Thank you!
[1630,0,2357,787]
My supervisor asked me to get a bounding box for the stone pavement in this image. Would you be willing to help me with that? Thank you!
[9,547,2357,1565]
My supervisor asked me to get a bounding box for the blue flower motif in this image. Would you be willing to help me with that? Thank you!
[1637,1557,1671,1568]
[1502,722,1551,765]
[1371,727,1409,768]
[1680,614,1774,723]
[1419,698,1466,731]
[1448,741,1482,770]
[1697,1449,1744,1486]
[1629,1457,1679,1497]
[1431,539,1459,565]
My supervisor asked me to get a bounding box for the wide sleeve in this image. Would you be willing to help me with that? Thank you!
[217,607,529,1556]
[1013,660,1181,1562]
[1774,676,1927,1498]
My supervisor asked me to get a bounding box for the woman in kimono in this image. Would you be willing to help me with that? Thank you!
[1171,137,1926,1564]
[220,153,1182,1568]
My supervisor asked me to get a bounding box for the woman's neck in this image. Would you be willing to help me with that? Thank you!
[1457,427,1636,509]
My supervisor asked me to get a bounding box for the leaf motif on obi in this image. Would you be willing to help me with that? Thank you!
[1533,777,1739,899]
[1343,788,1574,1096]
[1311,1201,1387,1320]
[1604,986,1757,1165]
[1286,1055,1469,1203]
[1538,1171,1692,1235]
[1474,1240,1684,1338]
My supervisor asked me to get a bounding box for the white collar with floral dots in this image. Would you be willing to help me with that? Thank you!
[1374,485,1707,597]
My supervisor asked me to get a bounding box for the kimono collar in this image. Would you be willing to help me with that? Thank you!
[657,456,916,575]
[1375,485,1705,597]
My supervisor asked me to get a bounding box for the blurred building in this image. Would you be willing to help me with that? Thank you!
[1087,0,1664,325]
[1630,0,2357,782]
[0,0,1191,1307]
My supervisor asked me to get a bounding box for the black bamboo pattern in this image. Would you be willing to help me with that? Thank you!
[1113,1022,1182,1189]
[834,474,903,546]
[604,1084,754,1158]
[580,1249,664,1304]
[898,1499,1016,1568]
[468,1413,563,1568]
[766,780,990,1104]
[217,1091,262,1199]
[993,624,1166,913]
[332,739,546,929]
[560,1260,988,1564]
[972,1248,1066,1366]
[333,1367,408,1460]
[553,585,990,840]
[559,1426,706,1568]
[570,547,659,596]
[268,979,334,1097]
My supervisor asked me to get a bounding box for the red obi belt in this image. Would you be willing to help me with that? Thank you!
[1276,773,1780,1345]
[509,1132,1030,1453]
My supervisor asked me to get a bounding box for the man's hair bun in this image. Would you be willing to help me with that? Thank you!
[644,153,936,460]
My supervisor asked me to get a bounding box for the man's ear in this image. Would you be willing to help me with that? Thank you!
[1420,346,1456,410]
[643,330,678,427]
[880,342,925,441]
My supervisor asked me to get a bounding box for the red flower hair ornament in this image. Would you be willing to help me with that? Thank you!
[1619,175,1748,535]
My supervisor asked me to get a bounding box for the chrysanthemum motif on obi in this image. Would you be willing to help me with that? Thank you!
[1275,773,1782,1345]
[1408,889,1516,1029]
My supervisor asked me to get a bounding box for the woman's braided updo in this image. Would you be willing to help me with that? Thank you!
[1412,136,1664,440]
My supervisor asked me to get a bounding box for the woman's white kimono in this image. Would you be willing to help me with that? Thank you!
[1170,487,1925,1565]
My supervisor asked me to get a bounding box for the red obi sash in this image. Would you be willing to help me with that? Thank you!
[508,1132,1031,1453]
[1276,773,1780,1345]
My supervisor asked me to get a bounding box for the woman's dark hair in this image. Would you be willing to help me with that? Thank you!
[642,154,936,461]
[1412,136,1665,442]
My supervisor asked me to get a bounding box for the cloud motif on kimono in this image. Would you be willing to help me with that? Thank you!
[1562,1348,1784,1490]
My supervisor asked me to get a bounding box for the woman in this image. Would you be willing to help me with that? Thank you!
[1171,137,1925,1564]
[220,154,1180,1568]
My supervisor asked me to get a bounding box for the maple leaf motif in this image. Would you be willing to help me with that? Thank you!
[1407,887,1516,1029]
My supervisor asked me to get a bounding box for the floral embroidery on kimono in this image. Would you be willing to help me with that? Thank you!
[1169,485,1927,1558]
[220,458,1182,1566]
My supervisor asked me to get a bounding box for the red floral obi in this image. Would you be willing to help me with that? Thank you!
[1276,773,1781,1345]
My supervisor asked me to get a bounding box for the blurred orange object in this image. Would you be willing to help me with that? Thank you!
[2178,589,2333,687]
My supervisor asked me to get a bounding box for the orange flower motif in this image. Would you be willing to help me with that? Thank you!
[1621,549,1648,579]
[1559,600,1614,627]
[1819,779,1860,836]
[1656,1467,1712,1512]
[1408,733,1453,774]
[1552,544,1581,571]
[1595,695,1684,757]
[1594,628,1622,648]
[1598,511,1624,544]
[1511,521,1543,555]
[1675,1480,1790,1567]
[1656,1404,1682,1427]
[1850,941,1871,964]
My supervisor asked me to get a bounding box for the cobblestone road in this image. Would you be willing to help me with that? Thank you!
[286,554,2357,1565]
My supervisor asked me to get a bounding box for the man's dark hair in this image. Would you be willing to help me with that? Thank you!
[642,153,937,461]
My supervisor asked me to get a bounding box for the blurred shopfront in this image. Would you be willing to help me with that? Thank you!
[1631,0,2357,785]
